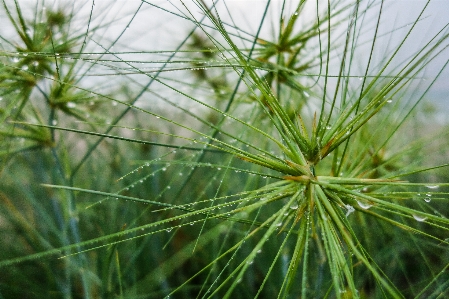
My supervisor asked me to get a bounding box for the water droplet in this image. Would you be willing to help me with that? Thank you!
[426,185,439,189]
[52,119,57,125]
[21,65,29,71]
[162,167,167,171]
[424,198,431,203]
[276,222,282,227]
[358,77,363,81]
[12,57,19,63]
[357,200,372,210]
[66,102,76,108]
[413,214,427,222]
[345,204,355,217]
[387,99,392,103]
[303,91,310,98]
[290,203,298,210]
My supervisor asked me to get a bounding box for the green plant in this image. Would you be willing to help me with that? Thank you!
[1,0,449,298]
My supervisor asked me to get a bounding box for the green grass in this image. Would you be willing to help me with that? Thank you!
[1,0,449,298]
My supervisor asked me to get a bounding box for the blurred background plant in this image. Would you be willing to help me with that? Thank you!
[1,0,449,298]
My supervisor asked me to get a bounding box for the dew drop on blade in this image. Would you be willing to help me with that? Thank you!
[425,185,439,189]
[412,214,427,222]
[345,204,355,217]
[357,200,372,210]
